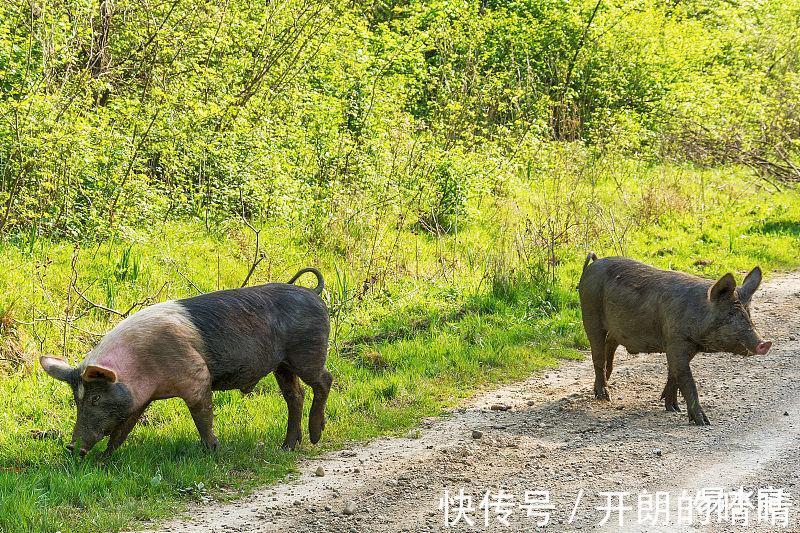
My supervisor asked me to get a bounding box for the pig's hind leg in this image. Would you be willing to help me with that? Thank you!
[584,322,611,401]
[581,297,612,400]
[296,363,333,445]
[274,363,305,450]
[604,335,619,380]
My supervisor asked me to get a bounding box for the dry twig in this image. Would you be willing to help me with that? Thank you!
[70,251,167,318]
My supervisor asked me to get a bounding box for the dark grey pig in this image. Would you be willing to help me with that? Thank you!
[578,254,771,426]
[40,268,331,456]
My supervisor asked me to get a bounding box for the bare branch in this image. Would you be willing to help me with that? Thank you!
[107,110,160,227]
[20,316,106,338]
[163,257,204,294]
[240,189,266,287]
[70,251,168,318]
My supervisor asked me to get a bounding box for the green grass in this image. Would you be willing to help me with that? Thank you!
[1,163,799,532]
[1,279,581,532]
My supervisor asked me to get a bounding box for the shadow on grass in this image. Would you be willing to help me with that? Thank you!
[0,428,297,528]
[749,220,800,237]
[338,278,577,358]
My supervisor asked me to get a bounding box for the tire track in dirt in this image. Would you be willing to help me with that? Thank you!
[146,272,800,533]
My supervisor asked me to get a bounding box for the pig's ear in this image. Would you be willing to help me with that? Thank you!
[81,365,118,383]
[709,273,736,302]
[738,266,762,304]
[40,356,76,383]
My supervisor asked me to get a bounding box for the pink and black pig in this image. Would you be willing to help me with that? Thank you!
[40,268,331,457]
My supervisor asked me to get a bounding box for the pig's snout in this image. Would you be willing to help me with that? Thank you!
[755,341,772,355]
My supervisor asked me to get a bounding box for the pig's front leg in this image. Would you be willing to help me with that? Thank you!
[660,377,680,412]
[187,390,219,451]
[666,345,709,426]
[661,353,696,413]
[103,403,150,457]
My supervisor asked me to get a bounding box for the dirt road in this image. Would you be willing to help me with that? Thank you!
[150,272,800,532]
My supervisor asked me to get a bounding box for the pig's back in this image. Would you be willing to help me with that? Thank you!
[178,284,329,390]
[579,257,708,352]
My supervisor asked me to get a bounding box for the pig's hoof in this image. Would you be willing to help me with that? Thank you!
[309,427,322,445]
[689,411,711,426]
[594,386,610,401]
[202,436,220,451]
[665,402,681,412]
[281,434,302,451]
[309,414,325,444]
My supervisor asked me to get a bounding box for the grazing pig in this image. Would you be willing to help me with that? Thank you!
[578,254,771,426]
[40,268,331,456]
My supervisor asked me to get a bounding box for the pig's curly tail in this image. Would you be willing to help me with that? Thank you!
[582,252,598,272]
[287,267,325,295]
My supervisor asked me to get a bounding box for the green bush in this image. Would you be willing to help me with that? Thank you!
[0,0,798,239]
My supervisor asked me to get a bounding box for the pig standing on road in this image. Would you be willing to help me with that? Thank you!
[40,268,332,456]
[578,254,772,426]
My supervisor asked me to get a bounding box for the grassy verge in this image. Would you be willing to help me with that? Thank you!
[1,163,799,531]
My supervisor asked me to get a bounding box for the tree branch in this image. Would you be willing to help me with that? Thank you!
[240,190,266,287]
[70,251,167,318]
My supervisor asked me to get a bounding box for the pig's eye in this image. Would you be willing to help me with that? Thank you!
[90,395,101,405]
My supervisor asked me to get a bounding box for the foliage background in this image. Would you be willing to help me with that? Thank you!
[0,0,799,531]
[1,0,798,239]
